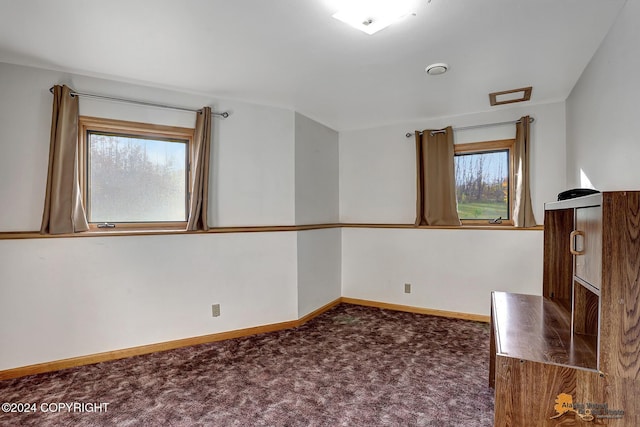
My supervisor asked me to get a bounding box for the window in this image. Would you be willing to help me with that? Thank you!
[78,117,194,230]
[454,139,515,225]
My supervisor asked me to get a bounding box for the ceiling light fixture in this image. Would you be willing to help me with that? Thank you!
[331,0,418,35]
[425,63,449,75]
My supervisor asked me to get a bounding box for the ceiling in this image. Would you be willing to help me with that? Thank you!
[0,0,626,131]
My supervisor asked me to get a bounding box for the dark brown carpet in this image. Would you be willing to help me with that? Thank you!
[0,303,494,426]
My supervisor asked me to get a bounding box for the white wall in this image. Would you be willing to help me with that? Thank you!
[0,233,297,370]
[294,113,341,317]
[216,102,295,227]
[297,229,342,318]
[342,228,542,316]
[294,112,339,225]
[0,62,335,371]
[0,61,296,231]
[566,0,640,190]
[338,102,565,315]
[0,63,64,231]
[339,101,567,224]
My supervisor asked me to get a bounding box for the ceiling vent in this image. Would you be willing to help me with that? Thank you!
[489,86,532,106]
[425,63,449,76]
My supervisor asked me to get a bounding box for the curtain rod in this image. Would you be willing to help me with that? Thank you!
[49,87,229,118]
[405,117,534,138]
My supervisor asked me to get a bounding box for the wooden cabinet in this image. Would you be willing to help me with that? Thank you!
[491,191,640,426]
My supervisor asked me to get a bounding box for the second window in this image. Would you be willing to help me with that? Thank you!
[454,139,515,225]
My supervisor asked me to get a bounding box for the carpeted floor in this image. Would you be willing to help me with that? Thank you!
[0,304,494,426]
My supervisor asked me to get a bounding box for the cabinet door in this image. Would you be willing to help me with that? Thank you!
[574,206,602,289]
[543,209,574,311]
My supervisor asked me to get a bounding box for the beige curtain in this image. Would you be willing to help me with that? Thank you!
[186,107,212,231]
[40,85,89,234]
[415,127,461,226]
[513,116,537,227]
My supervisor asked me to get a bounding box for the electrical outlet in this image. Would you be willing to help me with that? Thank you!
[211,304,221,317]
[404,283,411,293]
